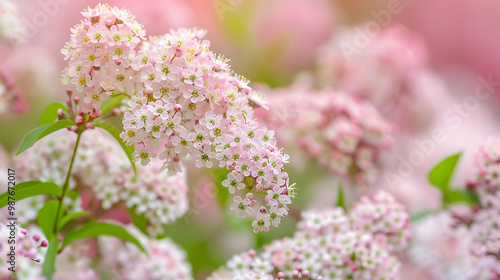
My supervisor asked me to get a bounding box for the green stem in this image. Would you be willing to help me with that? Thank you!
[53,132,82,234]
[110,92,130,98]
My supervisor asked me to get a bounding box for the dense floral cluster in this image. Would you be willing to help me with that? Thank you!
[256,86,393,185]
[468,203,500,279]
[97,230,193,279]
[0,69,26,114]
[316,24,445,130]
[349,191,411,250]
[459,135,500,279]
[60,4,293,232]
[0,0,21,43]
[14,129,189,234]
[0,221,47,279]
[209,191,410,280]
[120,28,293,232]
[468,136,500,196]
[61,3,145,114]
[4,227,193,279]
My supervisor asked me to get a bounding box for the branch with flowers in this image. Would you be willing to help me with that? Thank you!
[0,3,295,279]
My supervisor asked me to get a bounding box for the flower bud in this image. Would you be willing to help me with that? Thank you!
[40,240,48,247]
[57,108,64,119]
[75,116,83,125]
[112,108,120,116]
[90,109,101,118]
[33,234,40,242]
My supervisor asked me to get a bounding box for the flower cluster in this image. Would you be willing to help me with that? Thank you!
[468,202,500,280]
[0,68,26,114]
[0,221,47,279]
[256,85,394,186]
[454,135,500,279]
[467,135,500,197]
[349,191,411,251]
[0,0,22,43]
[6,226,193,280]
[120,28,293,232]
[209,191,410,280]
[61,3,145,114]
[96,229,193,279]
[316,24,445,131]
[14,129,189,235]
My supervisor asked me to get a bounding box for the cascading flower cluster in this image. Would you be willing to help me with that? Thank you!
[0,0,22,43]
[0,221,47,279]
[0,69,26,114]
[316,24,445,131]
[61,3,145,115]
[13,129,189,235]
[209,191,410,280]
[120,28,293,232]
[256,85,393,186]
[60,4,293,232]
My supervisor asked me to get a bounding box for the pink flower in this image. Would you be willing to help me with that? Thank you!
[230,196,254,218]
[252,213,271,233]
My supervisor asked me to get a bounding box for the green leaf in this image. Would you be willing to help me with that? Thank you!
[94,123,136,174]
[0,181,62,208]
[461,189,481,205]
[37,200,61,240]
[42,235,59,280]
[336,185,346,211]
[58,211,90,231]
[16,120,75,155]
[61,222,146,253]
[444,189,480,206]
[39,103,68,126]
[444,190,470,205]
[101,94,126,115]
[429,152,462,191]
[66,190,79,200]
